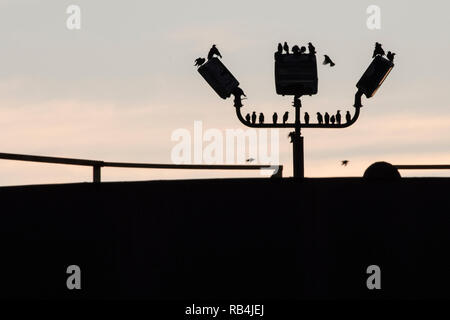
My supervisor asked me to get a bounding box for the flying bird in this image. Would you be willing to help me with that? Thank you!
[345,111,351,123]
[245,113,251,123]
[324,112,330,124]
[259,113,265,124]
[387,51,396,62]
[317,112,323,124]
[194,58,206,67]
[308,42,316,54]
[304,112,310,124]
[246,158,255,162]
[207,44,222,60]
[283,42,289,54]
[300,46,306,54]
[330,115,336,124]
[336,110,341,124]
[372,42,385,58]
[277,43,283,55]
[272,112,278,124]
[283,111,289,124]
[323,55,335,67]
[251,112,257,124]
[341,160,349,167]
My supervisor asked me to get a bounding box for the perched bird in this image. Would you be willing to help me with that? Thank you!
[308,42,316,54]
[304,112,310,124]
[330,115,336,124]
[283,111,289,124]
[387,51,396,62]
[251,112,257,124]
[245,113,251,123]
[292,45,300,54]
[207,44,222,60]
[272,112,278,124]
[341,160,349,166]
[317,112,323,124]
[246,158,255,162]
[277,43,283,55]
[372,42,385,58]
[336,110,341,124]
[324,112,330,124]
[345,111,351,123]
[323,55,335,67]
[300,46,307,54]
[233,87,246,98]
[259,113,265,124]
[288,132,295,142]
[283,42,289,54]
[194,57,206,67]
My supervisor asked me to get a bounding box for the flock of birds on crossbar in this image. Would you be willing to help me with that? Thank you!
[243,109,350,125]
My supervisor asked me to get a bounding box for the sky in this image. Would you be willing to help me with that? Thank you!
[0,0,450,185]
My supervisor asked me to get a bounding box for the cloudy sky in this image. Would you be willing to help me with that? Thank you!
[0,0,449,185]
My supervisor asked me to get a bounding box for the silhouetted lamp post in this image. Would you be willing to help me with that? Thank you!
[197,45,394,178]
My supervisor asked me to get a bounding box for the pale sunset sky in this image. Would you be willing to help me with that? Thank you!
[0,0,449,185]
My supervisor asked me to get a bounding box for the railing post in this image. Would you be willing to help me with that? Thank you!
[93,165,101,183]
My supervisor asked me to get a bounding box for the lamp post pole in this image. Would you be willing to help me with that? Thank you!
[292,95,304,178]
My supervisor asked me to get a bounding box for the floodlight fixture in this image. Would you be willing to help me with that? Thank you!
[197,57,239,99]
[357,55,394,99]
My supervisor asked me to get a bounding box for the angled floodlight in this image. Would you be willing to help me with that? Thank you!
[275,53,318,96]
[197,57,239,99]
[356,55,394,99]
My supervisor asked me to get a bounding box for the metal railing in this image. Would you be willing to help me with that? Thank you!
[395,165,450,171]
[0,152,282,183]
